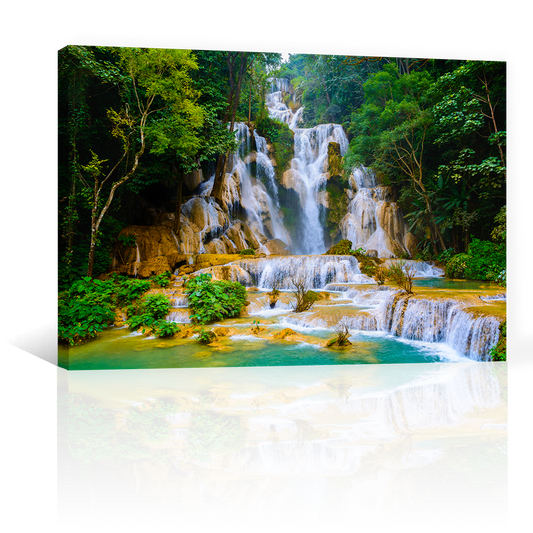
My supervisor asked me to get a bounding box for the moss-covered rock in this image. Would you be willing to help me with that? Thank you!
[327,142,343,178]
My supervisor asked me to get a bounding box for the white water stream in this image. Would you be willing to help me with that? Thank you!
[266,88,349,254]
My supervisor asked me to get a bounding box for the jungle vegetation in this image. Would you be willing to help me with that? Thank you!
[60,48,505,285]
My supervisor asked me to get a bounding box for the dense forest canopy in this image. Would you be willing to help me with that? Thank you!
[59,46,505,287]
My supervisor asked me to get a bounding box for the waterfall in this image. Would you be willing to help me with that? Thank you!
[290,124,349,254]
[229,123,289,251]
[253,130,290,244]
[356,290,502,360]
[265,89,349,255]
[340,167,410,258]
[197,255,373,290]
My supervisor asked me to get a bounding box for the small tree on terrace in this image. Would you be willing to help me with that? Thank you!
[385,261,416,294]
[291,274,319,313]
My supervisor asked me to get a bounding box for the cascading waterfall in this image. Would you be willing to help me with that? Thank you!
[380,289,496,359]
[265,89,349,254]
[174,122,290,254]
[340,167,411,258]
[198,255,374,289]
[291,124,349,254]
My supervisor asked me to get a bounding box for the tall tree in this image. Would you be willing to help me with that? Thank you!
[346,63,446,254]
[431,60,506,246]
[211,51,250,203]
[64,46,204,277]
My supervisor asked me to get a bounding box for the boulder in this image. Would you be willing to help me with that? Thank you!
[273,328,298,340]
[265,239,290,256]
[135,256,172,278]
[114,225,191,277]
[327,141,343,177]
[281,169,301,191]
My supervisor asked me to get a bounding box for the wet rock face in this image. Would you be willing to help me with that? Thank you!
[340,168,410,259]
[114,225,190,277]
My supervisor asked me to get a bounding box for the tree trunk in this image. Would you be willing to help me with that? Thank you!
[173,169,183,237]
[484,80,506,169]
[86,183,100,278]
[87,462,107,532]
[211,52,249,203]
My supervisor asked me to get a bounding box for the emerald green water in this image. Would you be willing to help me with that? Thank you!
[412,278,498,290]
[59,326,465,371]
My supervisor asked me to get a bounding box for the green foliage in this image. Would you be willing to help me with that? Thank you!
[138,293,172,320]
[57,275,170,342]
[185,273,248,324]
[325,239,355,255]
[115,277,152,306]
[254,115,294,178]
[151,271,173,288]
[489,320,511,403]
[463,238,506,281]
[385,261,416,294]
[444,238,505,281]
[437,248,457,265]
[58,275,152,345]
[195,327,217,344]
[445,253,469,279]
[152,320,181,338]
[186,410,247,462]
[125,293,174,335]
[118,233,136,247]
[58,297,115,346]
[491,206,506,243]
[239,248,256,256]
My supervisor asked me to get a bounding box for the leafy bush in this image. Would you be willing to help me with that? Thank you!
[325,239,354,255]
[239,248,256,256]
[139,293,172,320]
[463,238,505,281]
[58,275,152,345]
[186,410,247,462]
[385,261,416,294]
[254,115,294,179]
[115,277,151,306]
[195,327,217,344]
[445,253,469,279]
[58,297,115,346]
[124,292,173,334]
[185,273,248,324]
[151,271,173,288]
[437,248,456,265]
[489,321,506,361]
[444,239,505,281]
[152,320,180,338]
